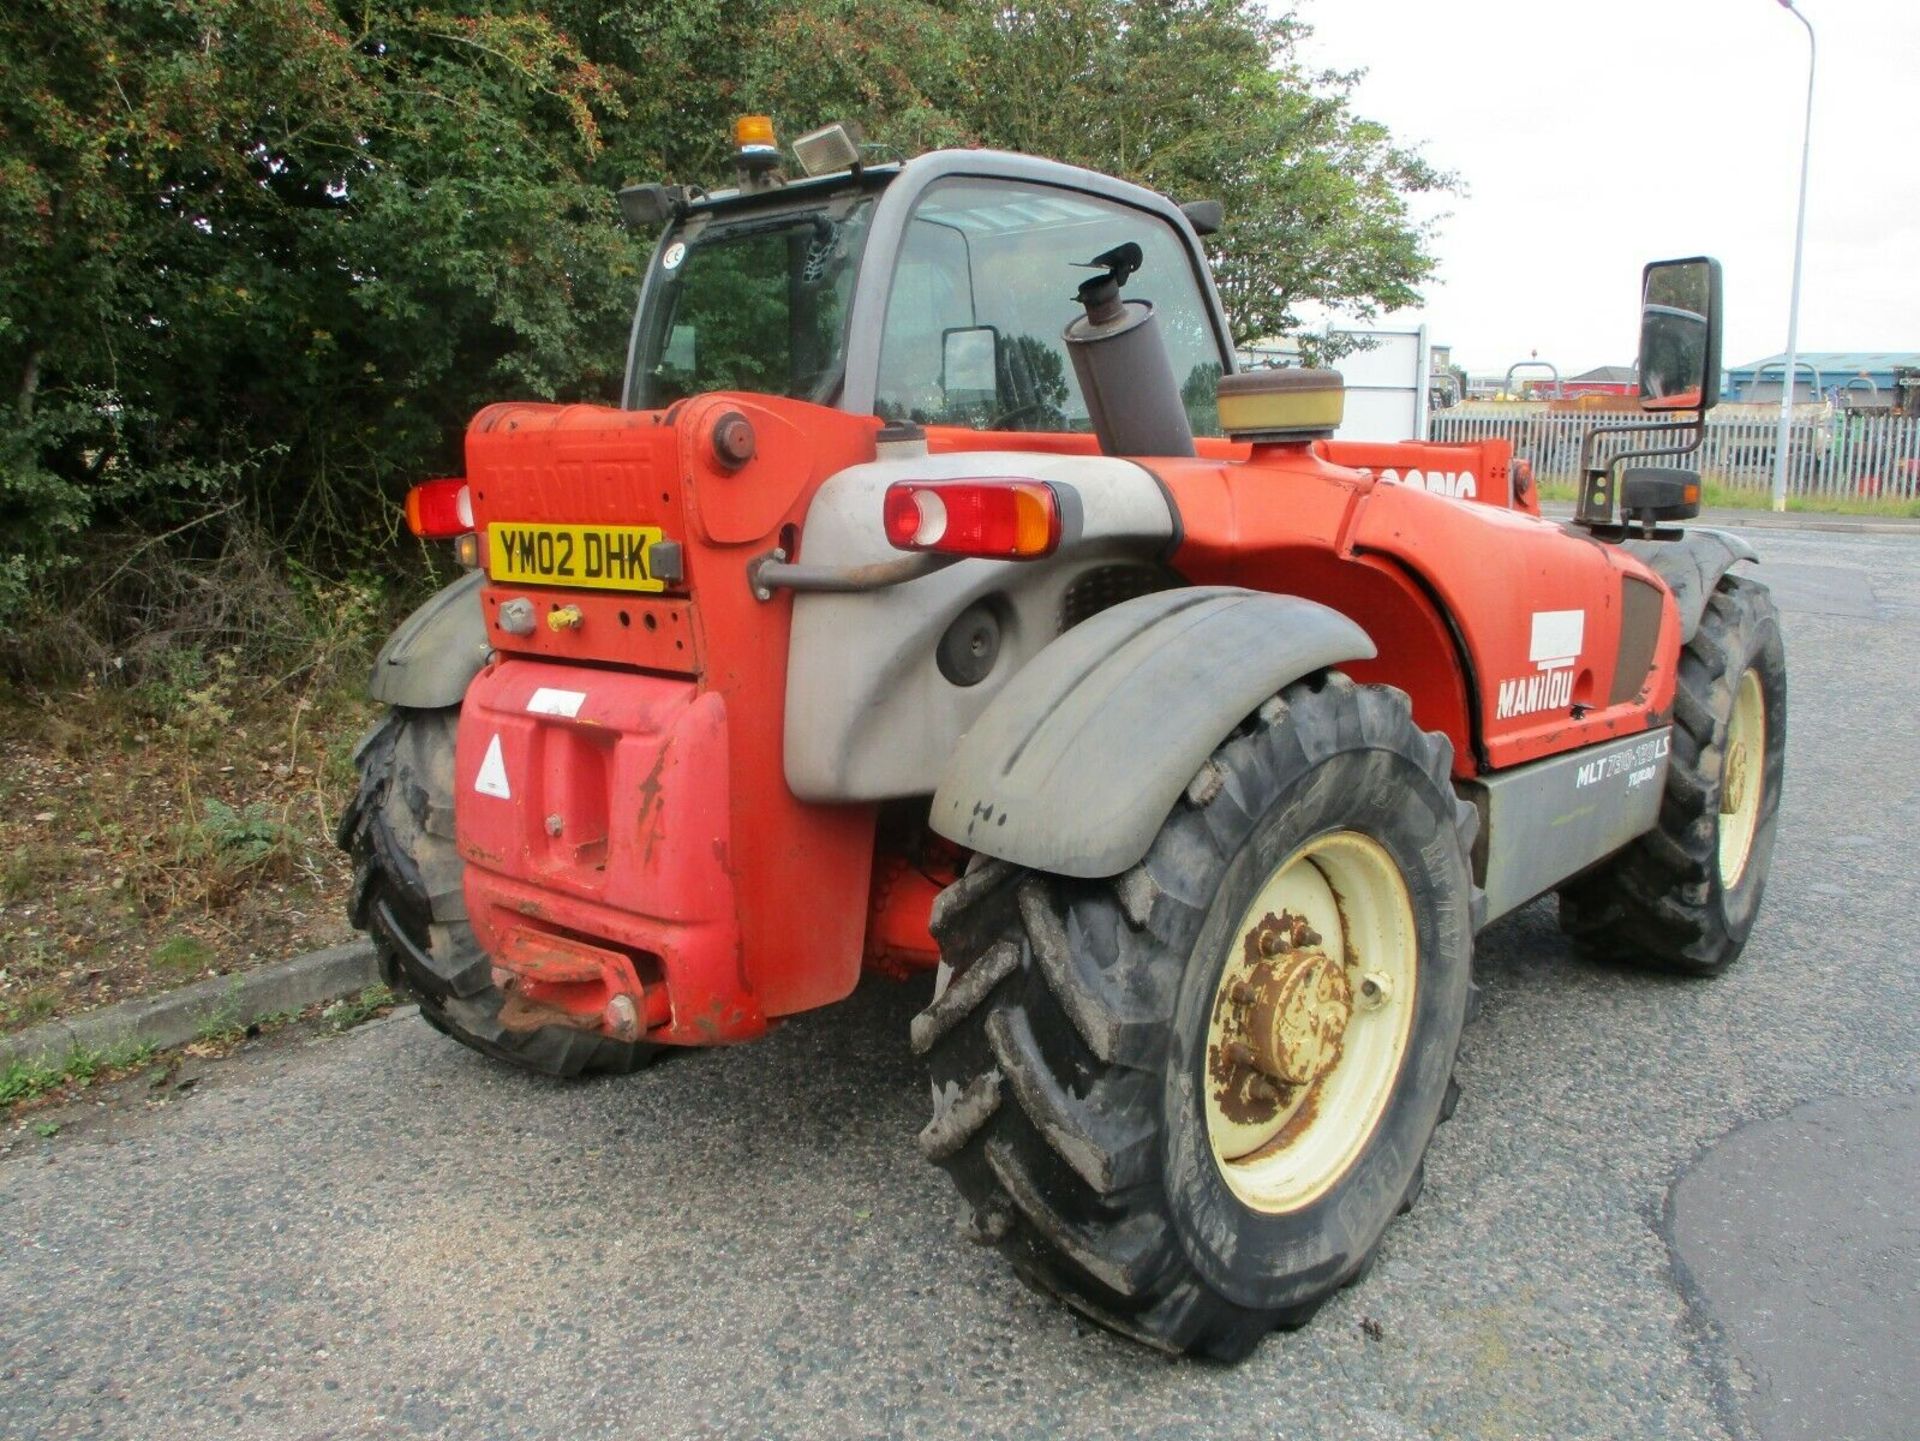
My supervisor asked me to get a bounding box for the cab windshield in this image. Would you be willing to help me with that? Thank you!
[627,197,875,409]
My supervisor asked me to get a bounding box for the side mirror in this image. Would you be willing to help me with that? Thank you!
[942,325,1000,403]
[1619,466,1701,525]
[1180,199,1224,237]
[1637,257,1723,413]
[617,183,686,230]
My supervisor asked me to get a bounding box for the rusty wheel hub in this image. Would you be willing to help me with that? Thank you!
[1231,927,1354,1091]
[1207,911,1360,1148]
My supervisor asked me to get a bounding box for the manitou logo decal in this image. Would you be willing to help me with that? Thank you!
[1382,467,1478,499]
[1495,610,1585,720]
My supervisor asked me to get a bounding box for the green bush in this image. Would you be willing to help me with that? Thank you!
[196,798,292,868]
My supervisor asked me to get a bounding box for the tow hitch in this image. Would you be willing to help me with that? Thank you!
[491,928,669,1043]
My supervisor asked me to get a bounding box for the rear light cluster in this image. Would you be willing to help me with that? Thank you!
[882,479,1061,559]
[405,478,474,538]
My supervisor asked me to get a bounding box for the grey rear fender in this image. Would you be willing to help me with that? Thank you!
[929,587,1375,878]
[784,450,1177,802]
[1622,528,1758,643]
[367,569,491,709]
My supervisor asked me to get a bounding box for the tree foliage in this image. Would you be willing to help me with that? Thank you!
[0,0,1449,613]
[2,0,628,592]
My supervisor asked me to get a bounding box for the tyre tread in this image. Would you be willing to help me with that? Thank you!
[1558,574,1784,975]
[916,677,1481,1357]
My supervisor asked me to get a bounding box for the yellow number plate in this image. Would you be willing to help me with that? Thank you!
[488,523,666,593]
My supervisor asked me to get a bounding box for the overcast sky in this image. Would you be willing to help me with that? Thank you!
[1291,0,1918,378]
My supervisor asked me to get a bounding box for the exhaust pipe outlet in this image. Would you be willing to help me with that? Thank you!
[1063,243,1196,460]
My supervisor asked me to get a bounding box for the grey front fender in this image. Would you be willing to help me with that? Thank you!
[366,569,492,709]
[1622,528,1758,643]
[929,588,1375,878]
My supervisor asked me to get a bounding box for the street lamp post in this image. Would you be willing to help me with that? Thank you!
[1770,0,1816,513]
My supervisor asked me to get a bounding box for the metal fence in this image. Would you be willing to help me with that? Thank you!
[1429,406,1920,501]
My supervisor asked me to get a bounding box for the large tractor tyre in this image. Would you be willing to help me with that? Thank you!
[1558,574,1786,976]
[913,674,1479,1361]
[338,706,656,1078]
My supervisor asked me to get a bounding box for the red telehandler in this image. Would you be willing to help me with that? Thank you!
[342,121,1783,1358]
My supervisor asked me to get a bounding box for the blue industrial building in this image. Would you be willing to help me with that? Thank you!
[1723,351,1920,409]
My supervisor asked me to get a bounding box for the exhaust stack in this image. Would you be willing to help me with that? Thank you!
[1063,244,1196,459]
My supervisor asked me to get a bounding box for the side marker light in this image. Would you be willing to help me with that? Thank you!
[405,479,473,539]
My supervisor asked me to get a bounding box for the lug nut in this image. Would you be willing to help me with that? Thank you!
[1226,1040,1257,1068]
[1258,929,1287,958]
[1358,971,1392,1009]
[1230,982,1255,1006]
[1248,1077,1282,1104]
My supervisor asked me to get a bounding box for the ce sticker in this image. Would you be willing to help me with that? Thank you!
[661,241,687,271]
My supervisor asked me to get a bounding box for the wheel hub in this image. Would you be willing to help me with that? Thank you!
[1717,667,1766,886]
[1209,911,1355,1135]
[1241,934,1353,1088]
[1721,738,1750,816]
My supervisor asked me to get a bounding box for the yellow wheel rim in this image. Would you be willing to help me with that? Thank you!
[1204,831,1417,1214]
[1717,667,1765,887]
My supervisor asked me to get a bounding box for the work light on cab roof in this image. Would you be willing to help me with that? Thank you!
[790,122,863,177]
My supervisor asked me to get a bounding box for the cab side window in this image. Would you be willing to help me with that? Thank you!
[875,179,1224,436]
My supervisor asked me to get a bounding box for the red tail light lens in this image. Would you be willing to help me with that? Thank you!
[882,480,1061,559]
[405,478,474,538]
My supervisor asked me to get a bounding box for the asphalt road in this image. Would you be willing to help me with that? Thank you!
[5,523,1918,1441]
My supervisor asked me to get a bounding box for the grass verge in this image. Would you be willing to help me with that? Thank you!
[0,682,378,1033]
[3,985,398,1116]
[1,1038,159,1105]
[1538,479,1920,518]
[0,526,437,1037]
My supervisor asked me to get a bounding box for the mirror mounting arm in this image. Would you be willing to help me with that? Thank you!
[1570,416,1706,538]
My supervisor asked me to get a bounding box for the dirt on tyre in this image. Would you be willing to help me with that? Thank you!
[912,674,1479,1360]
[1558,574,1786,975]
[337,706,655,1078]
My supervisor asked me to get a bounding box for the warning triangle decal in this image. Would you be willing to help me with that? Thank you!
[474,733,511,799]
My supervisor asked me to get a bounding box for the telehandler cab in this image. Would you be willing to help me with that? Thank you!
[342,120,1784,1359]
